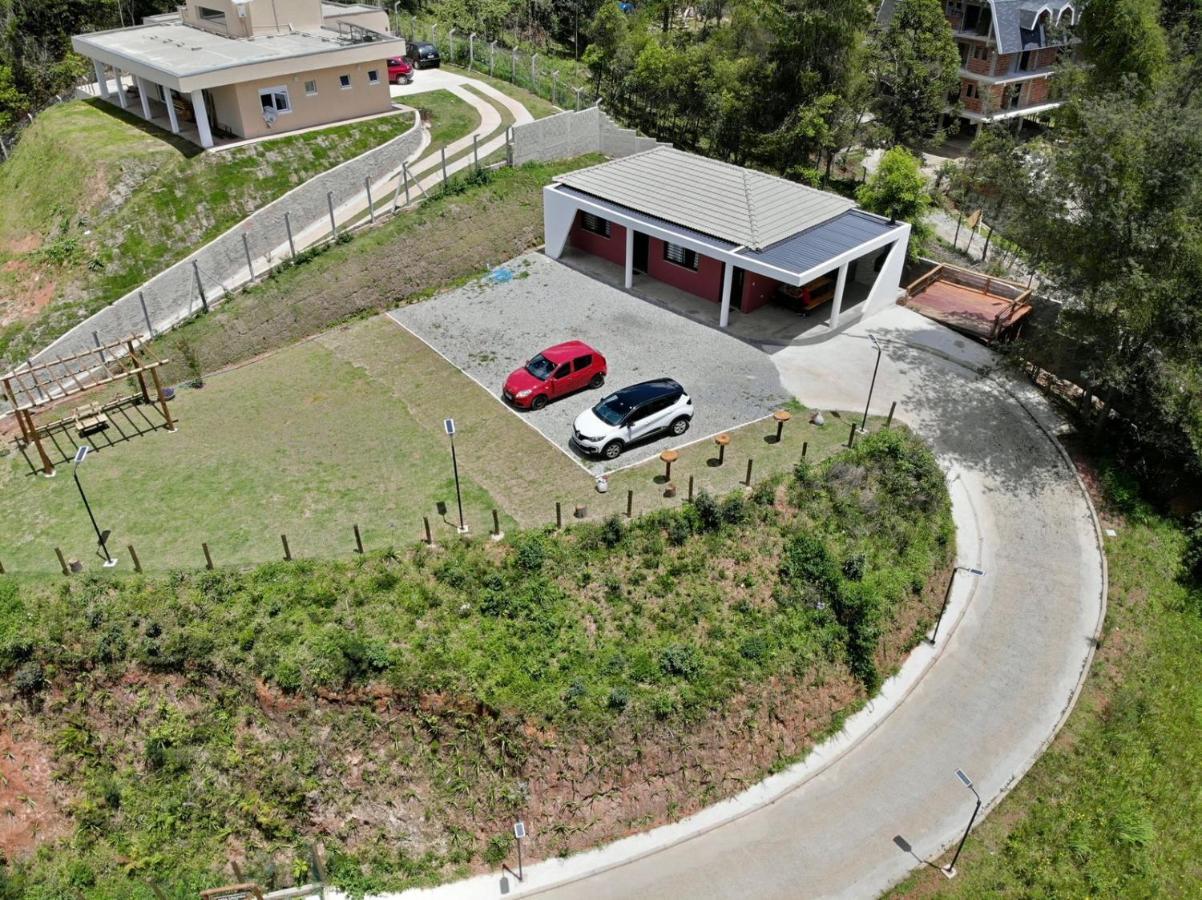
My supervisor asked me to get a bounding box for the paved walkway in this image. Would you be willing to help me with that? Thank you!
[347,307,1104,900]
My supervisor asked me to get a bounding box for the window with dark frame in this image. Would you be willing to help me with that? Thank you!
[580,212,610,237]
[663,242,699,271]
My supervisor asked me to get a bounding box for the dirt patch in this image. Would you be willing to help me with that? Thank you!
[1,235,42,254]
[0,718,73,860]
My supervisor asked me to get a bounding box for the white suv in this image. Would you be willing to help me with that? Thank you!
[572,379,693,460]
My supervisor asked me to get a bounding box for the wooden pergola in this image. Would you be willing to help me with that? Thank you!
[1,336,174,476]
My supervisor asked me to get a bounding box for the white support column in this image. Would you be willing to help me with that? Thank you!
[163,86,180,134]
[114,70,128,108]
[719,263,734,329]
[190,89,214,149]
[828,261,850,329]
[134,76,152,119]
[92,59,110,99]
[624,228,634,289]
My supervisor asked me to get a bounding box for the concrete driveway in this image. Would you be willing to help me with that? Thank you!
[388,253,790,472]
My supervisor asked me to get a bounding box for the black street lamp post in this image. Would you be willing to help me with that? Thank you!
[444,418,468,534]
[72,446,117,568]
[944,769,982,878]
[861,333,883,433]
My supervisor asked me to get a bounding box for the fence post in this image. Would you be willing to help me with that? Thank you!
[364,175,375,223]
[55,548,69,576]
[469,33,476,68]
[506,126,513,167]
[281,533,291,561]
[284,212,297,259]
[0,137,8,161]
[192,260,208,312]
[423,516,433,545]
[848,423,857,448]
[745,458,754,486]
[403,161,411,205]
[327,190,337,237]
[491,509,501,538]
[490,40,496,76]
[886,401,897,428]
[353,523,364,554]
[626,489,633,518]
[574,87,582,111]
[448,28,456,63]
[552,70,559,106]
[440,146,448,185]
[241,232,254,280]
[127,544,142,574]
[802,440,808,460]
[139,290,154,336]
[531,54,538,91]
[202,542,214,570]
[555,501,562,529]
[472,134,479,171]
[511,47,517,83]
[687,475,694,501]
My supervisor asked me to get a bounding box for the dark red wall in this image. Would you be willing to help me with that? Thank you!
[570,212,626,266]
[646,237,724,303]
[741,270,781,313]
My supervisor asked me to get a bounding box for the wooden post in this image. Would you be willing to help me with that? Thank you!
[687,475,694,501]
[0,557,5,575]
[626,489,633,518]
[491,509,500,536]
[364,176,375,223]
[802,441,808,459]
[886,401,897,428]
[26,411,54,476]
[55,547,69,576]
[744,458,754,486]
[403,161,411,206]
[441,147,448,184]
[127,340,151,402]
[848,423,857,448]
[423,516,432,545]
[148,365,175,431]
[473,134,479,170]
[327,191,337,237]
[281,533,291,561]
[202,542,214,570]
[353,524,364,554]
[127,544,142,573]
[555,501,562,529]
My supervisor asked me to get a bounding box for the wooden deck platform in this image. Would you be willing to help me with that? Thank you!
[902,264,1033,343]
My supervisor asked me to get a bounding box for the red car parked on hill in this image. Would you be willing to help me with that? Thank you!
[503,341,607,410]
[387,57,414,85]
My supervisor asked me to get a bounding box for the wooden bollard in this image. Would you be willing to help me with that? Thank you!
[202,542,214,570]
[55,547,69,576]
[745,458,754,486]
[714,432,730,465]
[687,475,694,501]
[660,449,678,482]
[0,557,5,575]
[772,409,792,443]
[353,524,364,554]
[626,489,633,518]
[127,544,142,574]
[492,509,501,536]
[802,441,808,460]
[886,401,897,428]
[423,516,433,545]
[281,534,292,561]
[848,423,857,448]
[556,501,562,529]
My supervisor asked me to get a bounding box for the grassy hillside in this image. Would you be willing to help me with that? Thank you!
[0,97,456,368]
[0,430,952,897]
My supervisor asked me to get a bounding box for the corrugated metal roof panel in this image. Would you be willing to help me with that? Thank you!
[736,211,898,274]
[556,185,739,251]
[555,147,855,251]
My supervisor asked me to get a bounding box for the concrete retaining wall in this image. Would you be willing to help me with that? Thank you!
[512,106,668,166]
[13,111,423,399]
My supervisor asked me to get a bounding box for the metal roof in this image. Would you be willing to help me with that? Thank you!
[737,211,898,274]
[876,0,1078,54]
[556,185,739,252]
[555,147,855,252]
[74,21,401,78]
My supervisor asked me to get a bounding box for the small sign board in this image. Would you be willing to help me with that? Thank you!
[444,417,456,436]
[514,821,526,840]
[966,209,983,230]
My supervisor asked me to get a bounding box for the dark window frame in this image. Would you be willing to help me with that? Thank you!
[580,212,611,238]
[663,241,699,271]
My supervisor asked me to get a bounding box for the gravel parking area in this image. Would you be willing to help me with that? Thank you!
[389,253,790,471]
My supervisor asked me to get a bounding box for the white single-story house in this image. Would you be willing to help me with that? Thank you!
[72,0,404,148]
[543,147,911,330]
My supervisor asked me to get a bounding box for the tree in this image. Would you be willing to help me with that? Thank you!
[870,0,961,146]
[582,0,628,93]
[857,146,932,253]
[956,125,1025,262]
[1081,0,1170,92]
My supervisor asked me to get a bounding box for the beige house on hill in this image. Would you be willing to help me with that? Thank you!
[73,0,403,148]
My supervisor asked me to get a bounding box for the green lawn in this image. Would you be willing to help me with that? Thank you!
[410,87,480,152]
[445,63,561,119]
[0,100,416,368]
[892,452,1202,897]
[0,428,952,898]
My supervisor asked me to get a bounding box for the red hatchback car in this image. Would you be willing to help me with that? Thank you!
[387,57,413,85]
[503,341,607,410]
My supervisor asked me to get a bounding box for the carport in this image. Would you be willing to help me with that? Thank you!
[543,148,911,331]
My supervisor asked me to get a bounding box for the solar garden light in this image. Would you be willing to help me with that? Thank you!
[714,432,731,465]
[943,769,982,878]
[772,409,792,442]
[929,566,985,644]
[72,446,117,568]
[860,333,883,434]
[444,418,468,534]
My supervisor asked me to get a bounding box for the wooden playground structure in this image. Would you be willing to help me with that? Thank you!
[1,337,175,477]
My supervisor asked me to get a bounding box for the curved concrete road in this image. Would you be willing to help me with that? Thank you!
[523,308,1105,899]
[353,307,1104,900]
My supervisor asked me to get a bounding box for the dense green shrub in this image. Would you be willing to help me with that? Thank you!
[1184,512,1202,588]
